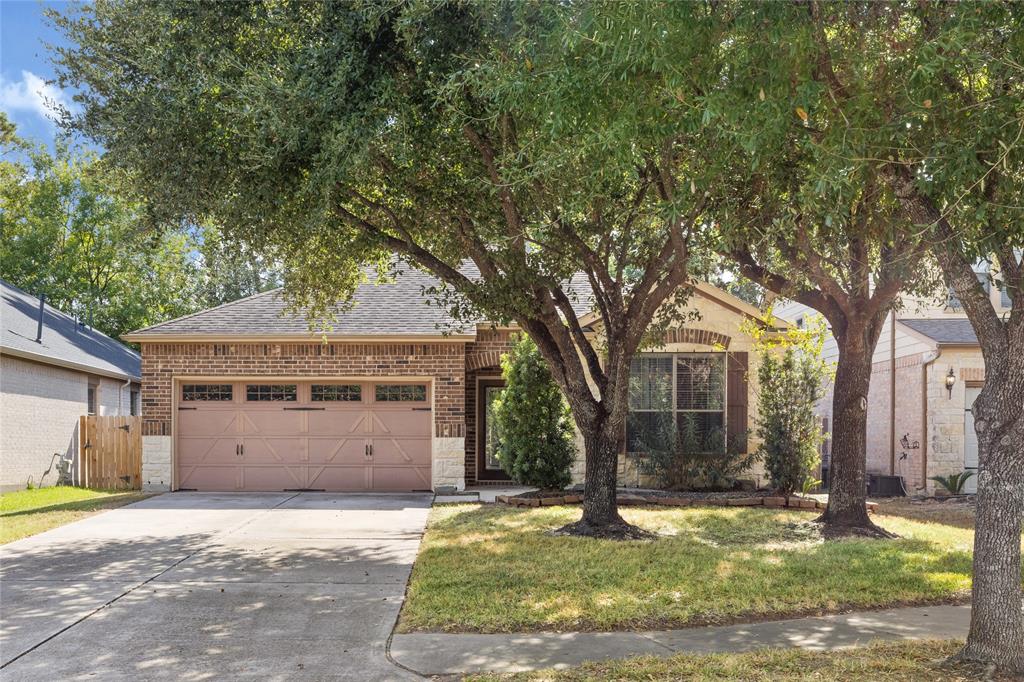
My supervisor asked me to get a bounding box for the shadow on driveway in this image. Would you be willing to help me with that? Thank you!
[0,492,431,681]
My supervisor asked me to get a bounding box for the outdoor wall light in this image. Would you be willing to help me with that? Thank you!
[945,367,956,399]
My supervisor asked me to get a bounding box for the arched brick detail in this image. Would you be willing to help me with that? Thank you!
[960,366,985,382]
[465,329,516,371]
[661,327,731,349]
[466,350,504,371]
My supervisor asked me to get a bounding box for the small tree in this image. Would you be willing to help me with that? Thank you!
[750,313,829,497]
[757,350,826,497]
[492,335,574,491]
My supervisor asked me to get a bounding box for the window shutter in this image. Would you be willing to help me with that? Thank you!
[726,352,748,453]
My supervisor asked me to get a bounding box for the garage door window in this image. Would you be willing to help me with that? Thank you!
[183,384,233,401]
[246,384,298,402]
[375,384,427,402]
[312,384,362,401]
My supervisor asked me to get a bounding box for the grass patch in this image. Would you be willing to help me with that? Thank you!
[0,486,149,544]
[875,498,976,529]
[400,504,982,633]
[466,639,1003,681]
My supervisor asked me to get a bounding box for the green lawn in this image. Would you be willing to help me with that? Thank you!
[399,504,978,633]
[0,486,149,544]
[466,640,998,682]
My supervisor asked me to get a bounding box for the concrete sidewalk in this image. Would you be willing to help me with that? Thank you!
[389,603,970,675]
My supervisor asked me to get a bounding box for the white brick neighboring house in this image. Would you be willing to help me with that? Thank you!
[775,269,1013,495]
[0,280,141,492]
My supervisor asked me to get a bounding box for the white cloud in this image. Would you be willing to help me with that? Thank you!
[0,70,76,125]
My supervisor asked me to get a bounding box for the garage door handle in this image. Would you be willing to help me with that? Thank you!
[412,407,432,412]
[283,407,326,411]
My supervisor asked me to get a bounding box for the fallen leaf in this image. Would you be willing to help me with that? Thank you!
[923,99,932,108]
[759,87,765,101]
[795,107,808,122]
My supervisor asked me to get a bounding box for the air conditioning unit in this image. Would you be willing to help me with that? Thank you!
[867,474,907,497]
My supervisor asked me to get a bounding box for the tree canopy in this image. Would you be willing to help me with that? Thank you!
[0,115,197,339]
[53,0,741,535]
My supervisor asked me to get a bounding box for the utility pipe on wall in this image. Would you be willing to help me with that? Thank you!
[889,310,896,476]
[920,350,940,490]
[35,294,45,343]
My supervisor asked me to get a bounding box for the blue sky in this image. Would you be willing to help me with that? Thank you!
[1,0,77,148]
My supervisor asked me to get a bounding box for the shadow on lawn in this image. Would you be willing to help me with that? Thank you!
[406,504,975,632]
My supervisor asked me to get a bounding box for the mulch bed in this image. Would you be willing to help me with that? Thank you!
[495,489,877,513]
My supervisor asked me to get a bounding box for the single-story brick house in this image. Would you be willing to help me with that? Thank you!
[0,279,141,491]
[125,267,786,493]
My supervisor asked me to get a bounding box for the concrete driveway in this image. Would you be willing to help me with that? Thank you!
[0,492,431,681]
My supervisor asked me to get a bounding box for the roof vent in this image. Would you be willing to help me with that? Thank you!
[35,294,45,343]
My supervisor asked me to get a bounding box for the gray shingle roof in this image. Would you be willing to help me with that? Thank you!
[1,279,141,380]
[128,263,596,339]
[900,318,979,345]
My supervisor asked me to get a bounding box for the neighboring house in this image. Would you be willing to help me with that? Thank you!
[0,279,141,492]
[775,266,1014,495]
[124,265,787,493]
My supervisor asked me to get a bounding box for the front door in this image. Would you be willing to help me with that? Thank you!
[963,385,982,494]
[476,378,510,481]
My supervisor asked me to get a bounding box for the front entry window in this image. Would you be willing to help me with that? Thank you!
[484,386,502,470]
[477,378,510,480]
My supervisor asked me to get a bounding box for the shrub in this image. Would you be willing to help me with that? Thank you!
[929,471,975,495]
[756,345,828,497]
[634,414,754,491]
[492,334,575,490]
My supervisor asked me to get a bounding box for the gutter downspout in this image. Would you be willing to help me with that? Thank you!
[889,310,896,476]
[119,377,132,416]
[920,349,940,490]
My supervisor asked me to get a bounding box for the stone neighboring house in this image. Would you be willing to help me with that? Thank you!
[124,265,787,493]
[776,269,1013,495]
[0,279,141,492]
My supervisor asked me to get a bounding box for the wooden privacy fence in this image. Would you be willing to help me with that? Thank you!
[79,415,142,489]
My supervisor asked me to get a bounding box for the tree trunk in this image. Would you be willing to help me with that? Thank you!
[820,331,895,538]
[957,370,1024,672]
[580,424,623,526]
[555,408,655,540]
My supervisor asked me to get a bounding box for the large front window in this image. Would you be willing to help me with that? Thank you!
[627,354,726,454]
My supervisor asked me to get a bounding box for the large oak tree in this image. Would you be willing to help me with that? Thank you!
[710,3,936,537]
[880,3,1024,670]
[715,2,1023,670]
[53,1,731,537]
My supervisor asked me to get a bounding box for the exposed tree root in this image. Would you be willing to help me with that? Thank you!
[815,516,899,540]
[551,518,657,540]
[950,645,1024,679]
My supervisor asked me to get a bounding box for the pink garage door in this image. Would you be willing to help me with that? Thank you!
[175,381,432,491]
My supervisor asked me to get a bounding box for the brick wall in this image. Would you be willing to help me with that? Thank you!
[864,352,927,489]
[0,355,85,491]
[139,341,468,491]
[464,329,515,484]
[97,376,134,416]
[926,348,985,491]
[140,341,466,438]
